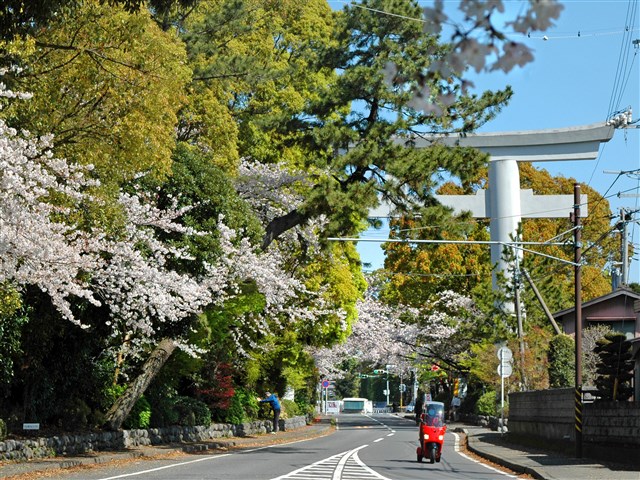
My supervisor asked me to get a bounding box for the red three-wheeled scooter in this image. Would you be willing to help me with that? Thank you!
[416,401,446,464]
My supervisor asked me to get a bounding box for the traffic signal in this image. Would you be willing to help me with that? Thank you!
[453,378,460,396]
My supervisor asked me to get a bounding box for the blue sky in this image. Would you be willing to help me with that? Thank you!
[349,1,640,282]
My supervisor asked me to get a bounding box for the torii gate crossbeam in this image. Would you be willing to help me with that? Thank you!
[370,123,615,290]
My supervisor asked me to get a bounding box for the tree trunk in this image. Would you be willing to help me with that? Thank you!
[103,337,178,431]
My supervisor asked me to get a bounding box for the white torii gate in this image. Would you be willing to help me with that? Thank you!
[370,123,615,291]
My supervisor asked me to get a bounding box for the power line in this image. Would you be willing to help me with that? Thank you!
[327,1,640,41]
[606,0,639,118]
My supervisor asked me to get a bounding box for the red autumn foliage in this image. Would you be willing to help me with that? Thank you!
[197,362,235,410]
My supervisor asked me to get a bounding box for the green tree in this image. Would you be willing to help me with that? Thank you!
[257,0,512,249]
[333,358,361,399]
[0,285,26,392]
[172,0,336,173]
[547,334,575,388]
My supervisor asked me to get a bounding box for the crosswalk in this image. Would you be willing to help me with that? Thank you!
[271,445,391,480]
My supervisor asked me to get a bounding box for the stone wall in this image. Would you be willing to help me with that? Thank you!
[508,388,575,441]
[508,389,640,465]
[583,401,640,446]
[0,415,308,462]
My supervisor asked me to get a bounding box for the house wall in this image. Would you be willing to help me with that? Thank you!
[558,292,640,338]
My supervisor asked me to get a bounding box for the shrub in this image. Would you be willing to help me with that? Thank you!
[145,384,180,427]
[0,418,6,441]
[123,396,152,430]
[280,399,298,419]
[295,399,316,421]
[197,361,235,419]
[60,397,91,430]
[172,396,211,426]
[223,388,259,425]
[475,390,498,416]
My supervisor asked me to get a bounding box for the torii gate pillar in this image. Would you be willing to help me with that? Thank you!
[373,123,615,293]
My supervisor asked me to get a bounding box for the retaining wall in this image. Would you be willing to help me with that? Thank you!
[0,415,308,462]
[508,388,575,440]
[508,389,640,464]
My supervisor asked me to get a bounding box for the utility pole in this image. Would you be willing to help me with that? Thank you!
[513,269,527,390]
[620,208,629,285]
[572,183,583,459]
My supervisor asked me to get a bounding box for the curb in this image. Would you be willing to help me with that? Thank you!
[463,428,547,480]
[0,424,334,479]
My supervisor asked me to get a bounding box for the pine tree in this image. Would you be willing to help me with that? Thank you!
[594,332,633,401]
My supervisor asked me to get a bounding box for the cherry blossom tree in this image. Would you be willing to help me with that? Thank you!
[2,81,339,427]
[0,77,102,323]
[312,273,482,381]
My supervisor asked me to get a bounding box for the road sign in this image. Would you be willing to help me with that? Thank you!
[430,364,440,372]
[497,346,513,361]
[497,363,513,377]
[322,380,330,388]
[399,383,406,392]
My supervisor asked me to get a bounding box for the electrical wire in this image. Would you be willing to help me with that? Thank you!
[327,0,640,41]
[607,0,639,118]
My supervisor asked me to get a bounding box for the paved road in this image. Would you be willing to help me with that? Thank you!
[31,414,518,480]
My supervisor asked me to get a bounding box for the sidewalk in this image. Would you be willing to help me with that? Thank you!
[461,423,640,480]
[0,420,335,480]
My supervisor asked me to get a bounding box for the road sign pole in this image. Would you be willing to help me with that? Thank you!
[497,346,513,435]
[323,386,326,414]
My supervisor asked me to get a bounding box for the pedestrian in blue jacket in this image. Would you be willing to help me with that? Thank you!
[259,391,281,433]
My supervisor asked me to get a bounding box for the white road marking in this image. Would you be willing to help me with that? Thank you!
[96,436,321,479]
[96,454,232,479]
[451,432,518,478]
[272,444,392,480]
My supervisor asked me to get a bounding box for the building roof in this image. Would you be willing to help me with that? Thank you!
[553,287,640,319]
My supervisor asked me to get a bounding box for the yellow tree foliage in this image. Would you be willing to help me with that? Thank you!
[383,163,616,312]
[4,0,191,186]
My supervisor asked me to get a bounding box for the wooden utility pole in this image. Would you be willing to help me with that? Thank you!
[572,183,583,458]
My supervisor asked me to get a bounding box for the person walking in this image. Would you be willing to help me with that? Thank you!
[258,391,281,433]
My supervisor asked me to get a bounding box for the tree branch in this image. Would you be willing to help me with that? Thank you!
[262,209,308,251]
